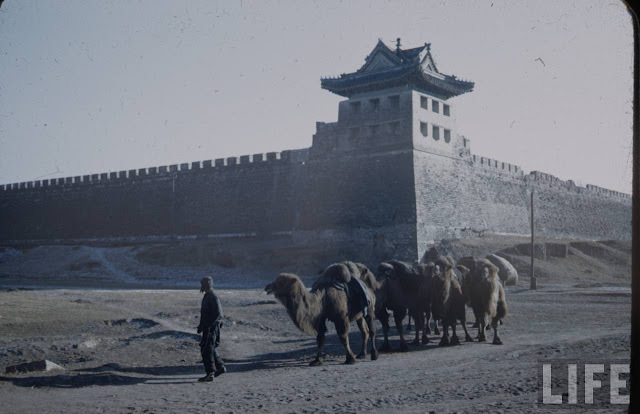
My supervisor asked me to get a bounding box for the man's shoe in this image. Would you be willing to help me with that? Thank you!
[214,366,226,377]
[198,374,213,382]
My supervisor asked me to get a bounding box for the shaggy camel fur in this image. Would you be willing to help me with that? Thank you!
[429,256,473,346]
[459,257,508,344]
[264,262,378,366]
[376,260,434,351]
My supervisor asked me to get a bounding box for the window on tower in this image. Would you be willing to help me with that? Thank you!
[444,129,451,143]
[389,95,400,108]
[369,98,380,111]
[350,101,361,114]
[443,104,450,116]
[420,96,428,109]
[432,125,440,140]
[432,100,439,113]
[420,122,428,136]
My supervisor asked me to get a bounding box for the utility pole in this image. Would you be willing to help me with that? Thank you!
[530,189,537,290]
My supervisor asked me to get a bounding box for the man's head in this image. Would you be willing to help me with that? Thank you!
[200,276,213,293]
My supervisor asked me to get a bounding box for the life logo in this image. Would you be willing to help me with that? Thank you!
[537,360,630,407]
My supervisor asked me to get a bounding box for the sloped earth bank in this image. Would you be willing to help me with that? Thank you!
[0,237,631,413]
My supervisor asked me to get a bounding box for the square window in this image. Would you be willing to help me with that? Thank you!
[444,129,451,143]
[432,100,439,113]
[420,122,428,136]
[443,104,450,116]
[432,125,440,140]
[369,98,380,111]
[420,96,428,109]
[350,101,361,113]
[389,95,400,108]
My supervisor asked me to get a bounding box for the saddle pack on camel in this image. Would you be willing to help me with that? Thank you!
[312,261,371,318]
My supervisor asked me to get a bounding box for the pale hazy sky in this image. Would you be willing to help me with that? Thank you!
[0,0,634,193]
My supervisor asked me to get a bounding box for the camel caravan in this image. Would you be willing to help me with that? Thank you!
[265,254,510,366]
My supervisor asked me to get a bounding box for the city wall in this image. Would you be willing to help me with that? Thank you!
[413,151,631,257]
[0,144,631,266]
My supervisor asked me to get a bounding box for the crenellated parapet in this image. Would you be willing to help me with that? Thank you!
[0,149,310,193]
[471,154,523,177]
[526,170,631,201]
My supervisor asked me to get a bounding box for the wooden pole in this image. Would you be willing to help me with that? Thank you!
[530,189,537,289]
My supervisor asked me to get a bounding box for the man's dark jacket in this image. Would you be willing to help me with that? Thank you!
[198,290,223,332]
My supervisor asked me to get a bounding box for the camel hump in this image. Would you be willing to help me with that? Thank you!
[325,262,352,283]
[388,259,421,279]
[476,257,499,275]
[457,256,477,272]
[377,262,394,278]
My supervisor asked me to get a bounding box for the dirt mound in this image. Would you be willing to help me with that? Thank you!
[425,236,630,286]
[569,241,630,266]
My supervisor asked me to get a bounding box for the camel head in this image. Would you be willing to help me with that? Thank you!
[475,258,499,281]
[265,273,302,303]
[456,264,470,276]
[377,262,395,280]
[432,256,452,280]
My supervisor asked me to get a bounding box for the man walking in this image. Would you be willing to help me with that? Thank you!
[197,276,226,382]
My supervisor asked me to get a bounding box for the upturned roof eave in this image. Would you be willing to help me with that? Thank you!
[321,65,474,98]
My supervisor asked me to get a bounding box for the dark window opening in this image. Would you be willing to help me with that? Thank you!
[420,122,428,136]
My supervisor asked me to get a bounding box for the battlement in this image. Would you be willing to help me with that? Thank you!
[0,149,310,192]
[471,154,523,177]
[526,170,631,201]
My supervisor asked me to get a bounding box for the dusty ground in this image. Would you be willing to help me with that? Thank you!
[0,237,631,413]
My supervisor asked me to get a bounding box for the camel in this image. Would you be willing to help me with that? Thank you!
[264,261,378,366]
[429,256,473,346]
[459,257,508,344]
[375,260,433,351]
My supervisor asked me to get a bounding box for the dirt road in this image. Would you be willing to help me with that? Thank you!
[0,285,630,413]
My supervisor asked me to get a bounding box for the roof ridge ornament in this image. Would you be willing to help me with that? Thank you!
[321,39,474,98]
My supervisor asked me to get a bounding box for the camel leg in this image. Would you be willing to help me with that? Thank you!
[411,311,421,345]
[425,309,432,335]
[462,316,473,342]
[438,321,450,346]
[356,317,368,359]
[394,309,409,352]
[421,310,429,344]
[310,330,326,366]
[377,309,391,352]
[406,314,413,332]
[335,319,356,364]
[366,310,378,361]
[458,304,473,342]
[491,317,503,345]
[434,318,441,336]
[477,311,487,342]
[450,318,460,346]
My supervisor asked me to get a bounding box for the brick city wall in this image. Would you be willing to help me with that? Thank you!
[413,150,631,258]
[0,143,631,265]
